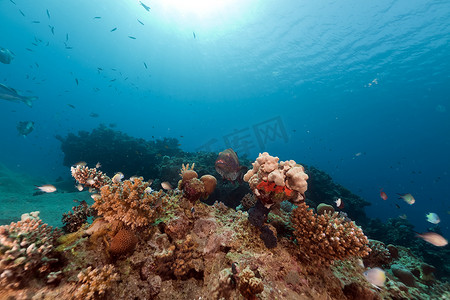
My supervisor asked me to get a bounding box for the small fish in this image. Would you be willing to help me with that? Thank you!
[86,178,95,185]
[335,198,344,209]
[10,0,16,5]
[95,162,101,168]
[395,204,400,209]
[110,27,117,32]
[65,46,73,49]
[426,213,440,224]
[19,9,25,16]
[148,179,154,186]
[25,48,33,52]
[88,187,96,193]
[48,25,54,35]
[89,112,99,118]
[32,21,40,24]
[193,31,196,39]
[46,9,50,19]
[0,47,15,64]
[363,267,386,288]
[140,1,151,12]
[128,36,136,39]
[397,193,415,205]
[191,206,195,216]
[416,232,448,247]
[110,79,116,82]
[66,33,69,42]
[129,176,139,182]
[143,62,148,69]
[75,184,83,191]
[91,193,101,200]
[161,181,172,190]
[75,78,79,85]
[112,172,124,184]
[399,214,407,220]
[35,62,39,68]
[94,16,101,19]
[67,103,75,109]
[380,188,388,200]
[144,187,153,194]
[73,161,87,167]
[35,184,57,193]
[16,121,34,137]
[137,19,144,25]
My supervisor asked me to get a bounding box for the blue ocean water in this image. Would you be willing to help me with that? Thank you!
[1,0,449,240]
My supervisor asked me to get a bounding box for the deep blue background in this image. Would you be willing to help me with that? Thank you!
[1,0,449,236]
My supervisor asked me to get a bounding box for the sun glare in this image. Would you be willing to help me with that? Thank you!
[161,0,237,18]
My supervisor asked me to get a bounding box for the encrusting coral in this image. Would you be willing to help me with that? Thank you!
[238,266,264,299]
[291,202,371,266]
[243,152,308,207]
[0,212,61,288]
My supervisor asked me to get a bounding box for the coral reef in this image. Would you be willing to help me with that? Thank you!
[291,202,371,266]
[363,239,393,268]
[109,229,138,256]
[0,213,61,289]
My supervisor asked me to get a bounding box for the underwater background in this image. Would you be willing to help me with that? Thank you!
[1,0,450,294]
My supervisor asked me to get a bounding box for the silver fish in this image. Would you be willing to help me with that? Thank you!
[0,83,37,107]
[0,47,14,64]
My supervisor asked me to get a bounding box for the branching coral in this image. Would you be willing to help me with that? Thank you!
[0,214,61,288]
[71,165,111,190]
[95,177,166,229]
[62,200,96,233]
[291,202,370,266]
[244,152,308,207]
[73,265,119,300]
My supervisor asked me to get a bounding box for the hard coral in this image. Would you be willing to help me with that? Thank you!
[73,265,119,300]
[94,177,166,229]
[109,229,138,256]
[178,164,216,202]
[238,266,264,299]
[62,200,96,233]
[363,240,392,268]
[291,202,370,266]
[71,165,112,190]
[0,214,61,288]
[244,152,308,206]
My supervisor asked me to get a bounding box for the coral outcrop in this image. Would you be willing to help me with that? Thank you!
[244,152,308,206]
[291,202,371,266]
[178,163,217,202]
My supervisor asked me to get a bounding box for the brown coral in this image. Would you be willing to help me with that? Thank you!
[238,266,264,299]
[178,164,216,202]
[291,202,371,266]
[94,177,166,229]
[109,229,138,256]
[363,240,392,268]
[73,265,119,300]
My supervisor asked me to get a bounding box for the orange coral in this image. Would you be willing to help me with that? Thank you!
[109,229,138,256]
[291,202,371,266]
[93,177,166,229]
